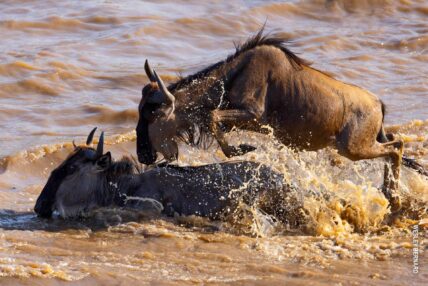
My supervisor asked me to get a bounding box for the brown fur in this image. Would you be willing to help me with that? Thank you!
[137,28,403,212]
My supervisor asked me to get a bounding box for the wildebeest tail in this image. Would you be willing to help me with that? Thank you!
[377,101,428,176]
[376,101,389,143]
[402,157,428,176]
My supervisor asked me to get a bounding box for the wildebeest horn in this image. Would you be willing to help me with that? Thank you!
[86,127,97,146]
[96,131,104,157]
[144,59,156,82]
[153,70,175,106]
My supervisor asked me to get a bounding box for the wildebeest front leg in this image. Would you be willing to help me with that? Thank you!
[211,109,257,157]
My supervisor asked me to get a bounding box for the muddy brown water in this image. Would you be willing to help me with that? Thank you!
[0,0,427,285]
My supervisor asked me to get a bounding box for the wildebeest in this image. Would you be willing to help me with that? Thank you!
[34,128,291,221]
[136,28,419,212]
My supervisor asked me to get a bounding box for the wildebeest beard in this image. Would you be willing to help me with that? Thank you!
[136,111,157,165]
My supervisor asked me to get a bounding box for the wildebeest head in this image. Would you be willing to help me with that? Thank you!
[136,60,178,164]
[34,128,112,218]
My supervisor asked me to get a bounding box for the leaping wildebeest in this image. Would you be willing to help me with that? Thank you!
[34,128,293,222]
[136,28,419,212]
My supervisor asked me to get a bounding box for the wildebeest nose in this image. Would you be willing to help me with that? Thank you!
[34,200,53,218]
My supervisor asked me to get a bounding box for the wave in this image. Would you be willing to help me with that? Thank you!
[0,16,108,32]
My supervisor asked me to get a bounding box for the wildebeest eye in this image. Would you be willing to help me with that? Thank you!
[142,103,162,121]
[67,164,77,173]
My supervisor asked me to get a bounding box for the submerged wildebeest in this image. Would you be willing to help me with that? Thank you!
[136,28,426,212]
[34,128,291,222]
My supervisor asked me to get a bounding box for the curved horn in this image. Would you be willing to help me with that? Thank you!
[144,59,156,82]
[96,131,104,157]
[153,70,175,106]
[72,140,77,149]
[86,127,97,146]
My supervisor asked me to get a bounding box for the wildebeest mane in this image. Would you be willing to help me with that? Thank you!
[168,27,309,92]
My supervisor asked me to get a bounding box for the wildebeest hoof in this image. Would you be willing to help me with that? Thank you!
[389,195,402,214]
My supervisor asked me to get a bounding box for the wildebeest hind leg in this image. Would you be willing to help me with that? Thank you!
[381,140,404,213]
[211,109,257,157]
[337,127,403,213]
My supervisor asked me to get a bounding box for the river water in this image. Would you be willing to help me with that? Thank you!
[0,0,427,285]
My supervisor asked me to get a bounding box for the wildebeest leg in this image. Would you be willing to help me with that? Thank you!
[211,109,257,157]
[336,122,404,213]
[381,140,404,212]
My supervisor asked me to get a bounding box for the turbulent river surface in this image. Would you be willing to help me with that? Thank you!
[0,0,427,285]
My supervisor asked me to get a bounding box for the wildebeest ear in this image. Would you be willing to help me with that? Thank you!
[95,151,111,171]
